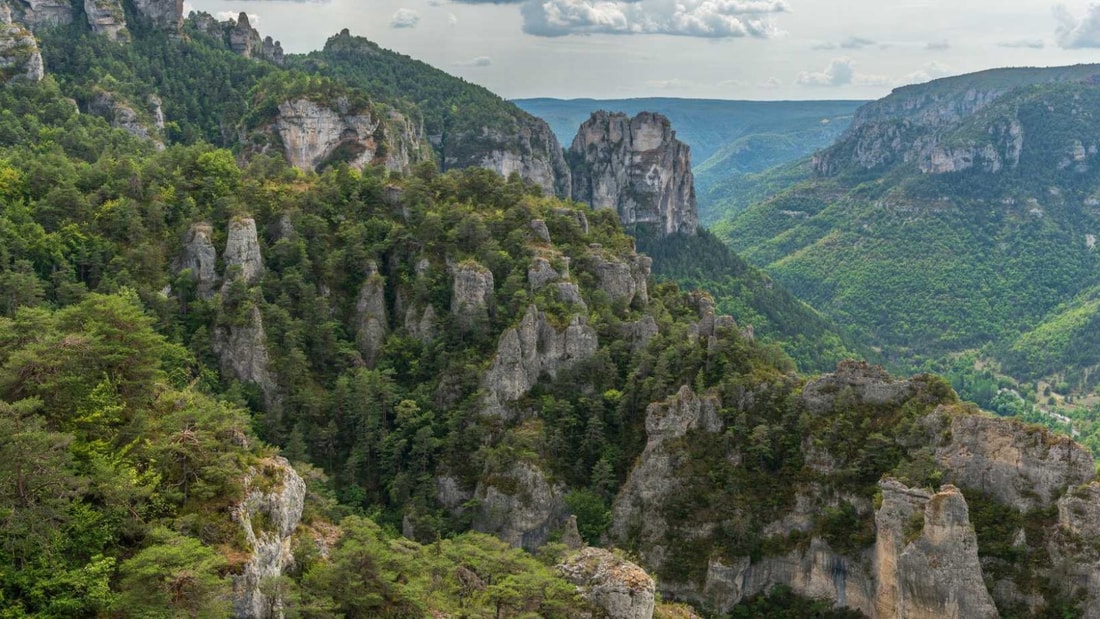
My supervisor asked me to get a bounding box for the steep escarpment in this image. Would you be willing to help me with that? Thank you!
[0,2,42,83]
[569,111,698,237]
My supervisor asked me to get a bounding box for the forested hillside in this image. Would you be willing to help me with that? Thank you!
[2,3,1100,618]
[714,68,1100,454]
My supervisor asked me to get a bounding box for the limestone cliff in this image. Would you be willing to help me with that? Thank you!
[354,262,387,369]
[272,98,425,173]
[447,120,571,198]
[84,0,127,41]
[228,12,283,64]
[223,217,264,286]
[8,0,70,31]
[0,3,42,83]
[569,111,698,237]
[132,0,182,32]
[232,457,306,619]
[176,222,217,299]
[472,460,565,550]
[212,304,278,411]
[87,89,164,147]
[450,260,493,332]
[480,304,597,419]
[558,547,656,619]
[874,480,998,619]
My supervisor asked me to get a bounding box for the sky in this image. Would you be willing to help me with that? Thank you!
[186,0,1100,100]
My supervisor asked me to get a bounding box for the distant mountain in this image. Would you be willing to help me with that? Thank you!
[715,65,1100,402]
[512,97,864,222]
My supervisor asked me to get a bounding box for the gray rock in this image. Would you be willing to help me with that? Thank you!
[223,217,264,286]
[355,263,387,369]
[530,218,551,244]
[451,120,571,198]
[610,385,721,571]
[570,111,698,237]
[591,252,649,307]
[435,475,472,511]
[473,460,565,550]
[928,408,1096,511]
[874,479,998,619]
[0,5,42,83]
[451,261,493,332]
[212,305,278,410]
[620,314,659,351]
[132,0,182,32]
[800,360,914,415]
[87,90,163,147]
[275,98,420,173]
[480,304,597,419]
[9,0,72,31]
[553,282,587,312]
[177,222,217,299]
[527,257,560,290]
[231,457,306,619]
[558,547,656,619]
[403,304,436,343]
[84,0,127,41]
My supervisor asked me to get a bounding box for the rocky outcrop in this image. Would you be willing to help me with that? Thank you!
[228,12,283,64]
[132,0,182,32]
[0,3,42,83]
[590,251,651,307]
[874,480,998,619]
[527,257,561,290]
[466,122,571,198]
[611,385,721,571]
[800,360,915,415]
[9,0,71,31]
[212,304,277,410]
[87,90,164,148]
[177,222,217,299]
[274,98,421,173]
[472,460,565,550]
[232,457,306,619]
[480,304,597,419]
[84,0,128,41]
[927,408,1096,511]
[354,263,387,369]
[569,111,698,237]
[558,547,656,619]
[223,217,264,286]
[451,261,493,332]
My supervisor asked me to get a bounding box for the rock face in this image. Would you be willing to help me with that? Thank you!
[800,360,915,415]
[450,261,494,332]
[558,547,656,619]
[223,217,264,286]
[87,90,164,147]
[461,121,572,198]
[177,222,217,299]
[84,0,128,41]
[232,457,306,619]
[927,408,1096,511]
[569,111,698,237]
[0,4,42,83]
[212,304,277,410]
[874,480,998,619]
[355,263,387,369]
[131,0,182,32]
[228,12,283,64]
[611,385,721,571]
[472,460,565,550]
[274,98,422,173]
[590,251,651,307]
[480,304,597,419]
[9,0,71,31]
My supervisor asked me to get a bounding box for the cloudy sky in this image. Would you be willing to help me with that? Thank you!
[187,0,1100,100]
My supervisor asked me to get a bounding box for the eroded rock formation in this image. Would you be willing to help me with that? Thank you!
[177,222,217,299]
[472,460,565,550]
[0,2,42,83]
[558,547,656,619]
[569,111,698,236]
[274,98,422,173]
[84,0,127,41]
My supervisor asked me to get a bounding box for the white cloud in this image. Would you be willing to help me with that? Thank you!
[449,12,459,26]
[797,57,889,87]
[759,76,782,88]
[454,0,789,38]
[390,8,420,28]
[1055,3,1100,48]
[901,61,954,84]
[925,39,949,50]
[998,38,1045,49]
[839,35,875,49]
[454,56,493,66]
[216,10,259,24]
